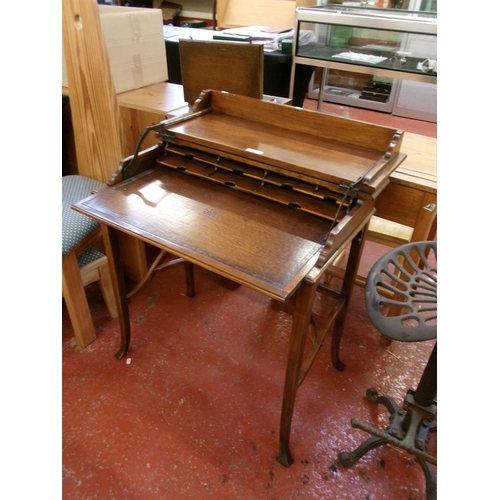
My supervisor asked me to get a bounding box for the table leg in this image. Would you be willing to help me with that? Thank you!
[317,68,327,112]
[101,224,131,359]
[185,261,195,298]
[278,280,318,467]
[331,227,368,371]
[411,192,437,243]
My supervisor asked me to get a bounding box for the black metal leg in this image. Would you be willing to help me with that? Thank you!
[339,374,437,496]
[366,387,400,414]
[416,456,437,500]
[414,344,437,407]
[339,388,399,467]
[338,436,387,467]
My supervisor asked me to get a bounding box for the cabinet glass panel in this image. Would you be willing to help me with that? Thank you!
[293,5,436,113]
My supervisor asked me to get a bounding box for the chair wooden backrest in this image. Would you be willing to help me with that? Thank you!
[179,40,264,105]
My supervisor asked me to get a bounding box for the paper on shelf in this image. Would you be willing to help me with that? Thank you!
[331,52,387,64]
[219,27,315,51]
[221,26,288,38]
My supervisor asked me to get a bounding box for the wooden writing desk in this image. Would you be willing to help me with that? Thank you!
[117,84,437,263]
[73,91,406,466]
[328,131,437,286]
[63,82,188,164]
[64,82,436,284]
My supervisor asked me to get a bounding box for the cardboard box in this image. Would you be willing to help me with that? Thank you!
[216,0,316,31]
[63,5,168,94]
[159,2,182,24]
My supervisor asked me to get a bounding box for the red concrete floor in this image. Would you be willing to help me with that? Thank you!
[62,105,438,499]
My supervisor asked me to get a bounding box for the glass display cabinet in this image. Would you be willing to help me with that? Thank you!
[290,5,437,117]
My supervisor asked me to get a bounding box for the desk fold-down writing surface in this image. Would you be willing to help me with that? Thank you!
[72,90,407,467]
[75,165,331,300]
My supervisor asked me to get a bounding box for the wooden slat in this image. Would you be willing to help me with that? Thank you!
[62,0,125,183]
[117,82,187,115]
[208,91,402,154]
[179,40,264,105]
[367,216,413,247]
[62,250,96,348]
[156,153,342,220]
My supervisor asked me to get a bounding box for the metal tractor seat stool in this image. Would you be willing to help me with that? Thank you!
[338,241,437,500]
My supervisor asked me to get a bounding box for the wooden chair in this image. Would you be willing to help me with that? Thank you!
[178,39,264,105]
[62,175,118,347]
[62,0,151,285]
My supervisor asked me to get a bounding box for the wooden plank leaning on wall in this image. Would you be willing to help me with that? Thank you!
[62,0,148,282]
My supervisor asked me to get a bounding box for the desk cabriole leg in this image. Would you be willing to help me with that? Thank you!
[101,224,131,360]
[278,280,318,467]
[331,227,368,371]
[185,261,195,298]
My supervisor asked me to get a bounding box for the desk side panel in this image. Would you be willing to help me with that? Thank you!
[167,113,382,189]
[209,91,401,153]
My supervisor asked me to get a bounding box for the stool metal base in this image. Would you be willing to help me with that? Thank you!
[339,387,437,500]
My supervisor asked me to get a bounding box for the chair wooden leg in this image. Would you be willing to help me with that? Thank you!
[98,260,119,318]
[62,251,96,347]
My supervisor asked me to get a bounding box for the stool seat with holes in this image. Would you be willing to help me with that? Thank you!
[62,175,118,348]
[338,241,437,500]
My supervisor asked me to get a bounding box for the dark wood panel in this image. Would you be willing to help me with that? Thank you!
[374,182,425,227]
[179,40,264,105]
[168,113,380,187]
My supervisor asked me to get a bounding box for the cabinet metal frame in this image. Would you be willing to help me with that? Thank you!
[290,6,437,110]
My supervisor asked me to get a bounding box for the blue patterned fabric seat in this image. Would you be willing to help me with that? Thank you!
[62,175,105,260]
[62,175,117,348]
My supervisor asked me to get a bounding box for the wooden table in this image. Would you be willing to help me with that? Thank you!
[117,82,188,157]
[376,131,437,243]
[328,131,437,287]
[63,82,188,165]
[116,84,437,258]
